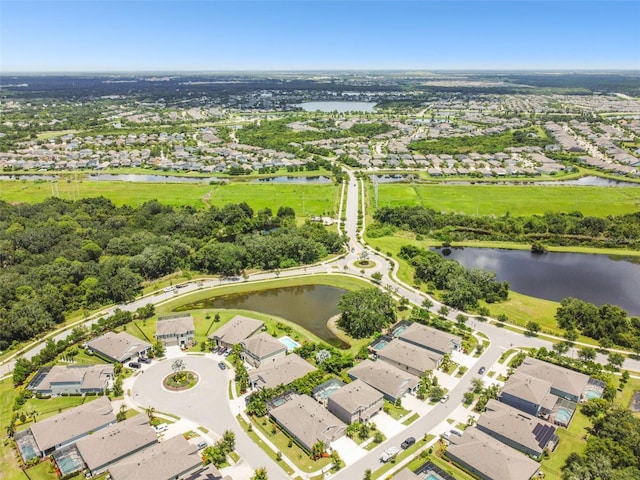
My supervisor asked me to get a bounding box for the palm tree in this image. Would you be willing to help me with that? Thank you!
[250,467,269,480]
[145,406,156,422]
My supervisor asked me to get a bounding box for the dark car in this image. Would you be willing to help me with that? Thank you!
[138,357,151,364]
[128,361,141,369]
[218,362,227,370]
[401,436,416,449]
[478,366,486,375]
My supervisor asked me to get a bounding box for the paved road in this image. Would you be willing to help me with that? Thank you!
[131,355,290,480]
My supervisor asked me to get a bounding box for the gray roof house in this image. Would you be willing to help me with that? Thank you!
[477,399,558,459]
[269,394,346,452]
[241,332,287,368]
[517,357,590,402]
[347,359,419,403]
[327,379,383,425]
[76,415,157,475]
[86,331,152,363]
[376,339,442,377]
[25,397,116,457]
[155,313,195,347]
[28,364,113,396]
[249,353,316,390]
[108,435,203,480]
[500,371,555,417]
[447,427,540,480]
[396,322,462,355]
[209,315,264,349]
[184,464,231,480]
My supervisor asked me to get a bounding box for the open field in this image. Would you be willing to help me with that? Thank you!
[368,183,640,217]
[0,180,341,216]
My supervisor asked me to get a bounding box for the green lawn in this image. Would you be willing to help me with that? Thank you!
[0,180,340,217]
[369,183,640,217]
[250,415,332,473]
[384,400,410,420]
[541,409,591,480]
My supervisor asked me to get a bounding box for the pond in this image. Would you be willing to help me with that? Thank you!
[253,176,332,184]
[294,101,377,113]
[86,174,220,183]
[176,284,349,349]
[434,247,640,316]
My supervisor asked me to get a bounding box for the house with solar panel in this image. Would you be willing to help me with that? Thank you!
[476,399,559,459]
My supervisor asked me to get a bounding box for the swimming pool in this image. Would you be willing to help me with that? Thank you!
[373,340,388,351]
[584,389,602,400]
[555,407,572,425]
[393,325,408,337]
[425,474,445,480]
[279,335,301,351]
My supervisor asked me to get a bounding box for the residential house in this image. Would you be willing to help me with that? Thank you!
[86,331,151,363]
[326,379,383,425]
[17,397,116,460]
[183,464,232,480]
[446,427,540,480]
[75,415,157,476]
[209,315,264,350]
[107,435,203,480]
[395,322,462,355]
[27,364,113,396]
[499,371,555,417]
[240,332,287,368]
[517,357,590,403]
[249,353,316,390]
[347,359,419,403]
[477,399,558,459]
[376,339,442,377]
[269,394,346,452]
[155,313,195,347]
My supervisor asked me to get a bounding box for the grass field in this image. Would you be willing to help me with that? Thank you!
[541,409,591,479]
[0,180,341,217]
[369,183,640,217]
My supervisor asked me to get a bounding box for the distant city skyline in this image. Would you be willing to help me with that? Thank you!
[1,1,639,73]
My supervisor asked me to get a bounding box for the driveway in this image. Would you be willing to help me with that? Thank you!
[130,355,289,480]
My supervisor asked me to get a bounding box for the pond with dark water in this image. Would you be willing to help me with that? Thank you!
[175,284,349,348]
[253,176,332,184]
[434,247,640,316]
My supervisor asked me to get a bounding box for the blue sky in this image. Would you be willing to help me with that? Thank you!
[1,1,638,72]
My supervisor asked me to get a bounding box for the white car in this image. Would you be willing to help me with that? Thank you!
[380,446,400,462]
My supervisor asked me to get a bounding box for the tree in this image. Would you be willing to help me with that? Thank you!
[437,305,450,317]
[145,406,155,422]
[525,321,540,336]
[171,358,186,378]
[363,469,372,480]
[463,391,475,405]
[607,352,625,370]
[116,404,127,422]
[152,341,165,358]
[250,467,269,480]
[371,272,383,283]
[311,440,326,460]
[222,430,235,452]
[578,346,597,362]
[337,288,396,338]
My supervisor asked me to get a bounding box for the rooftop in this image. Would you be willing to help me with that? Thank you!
[517,357,590,398]
[447,427,540,480]
[241,332,287,359]
[327,379,383,413]
[30,397,115,453]
[347,359,419,400]
[209,315,264,346]
[249,353,316,389]
[156,313,195,337]
[86,331,151,363]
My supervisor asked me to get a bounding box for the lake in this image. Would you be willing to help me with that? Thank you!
[253,176,332,184]
[294,101,377,113]
[434,247,640,316]
[176,284,349,348]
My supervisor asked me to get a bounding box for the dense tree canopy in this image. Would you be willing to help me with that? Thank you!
[0,197,344,350]
[337,288,396,338]
[371,206,640,249]
[399,245,509,310]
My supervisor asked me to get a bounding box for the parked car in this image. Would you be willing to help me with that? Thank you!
[163,286,176,293]
[478,366,486,375]
[128,361,141,369]
[401,437,416,449]
[196,441,208,450]
[218,362,227,370]
[440,394,449,403]
[154,423,168,433]
[380,447,400,462]
[223,350,231,357]
[138,357,151,364]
